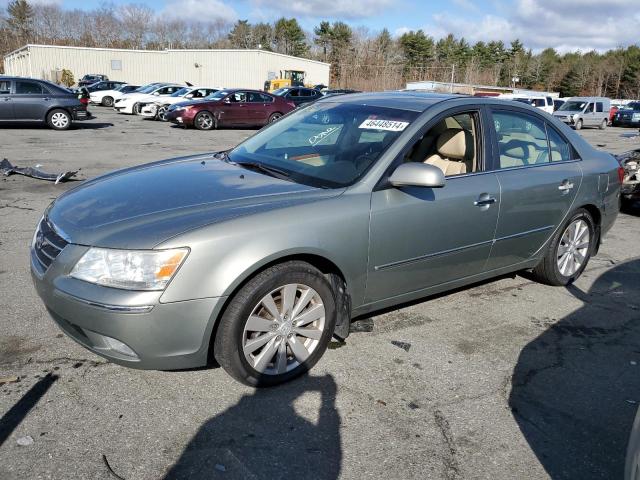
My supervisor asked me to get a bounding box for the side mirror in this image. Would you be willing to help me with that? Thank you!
[224,98,231,104]
[185,93,193,98]
[389,163,445,189]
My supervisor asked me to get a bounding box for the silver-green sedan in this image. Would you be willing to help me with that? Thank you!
[31,92,622,386]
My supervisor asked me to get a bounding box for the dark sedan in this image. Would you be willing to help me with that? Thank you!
[612,102,640,127]
[0,76,90,130]
[165,89,296,130]
[78,74,108,87]
[272,86,323,107]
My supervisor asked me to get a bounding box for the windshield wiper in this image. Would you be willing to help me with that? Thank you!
[232,161,293,182]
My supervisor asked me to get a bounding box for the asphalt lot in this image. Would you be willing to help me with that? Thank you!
[1,108,640,480]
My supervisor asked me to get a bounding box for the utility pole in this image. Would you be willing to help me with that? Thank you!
[450,64,455,93]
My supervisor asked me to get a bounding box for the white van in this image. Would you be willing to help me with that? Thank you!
[552,97,611,130]
[499,94,555,114]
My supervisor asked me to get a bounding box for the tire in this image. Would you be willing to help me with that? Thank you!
[46,109,72,130]
[599,119,607,130]
[531,208,595,286]
[157,105,168,121]
[194,111,215,130]
[268,112,283,123]
[574,119,583,130]
[214,261,337,387]
[102,96,114,107]
[132,102,141,115]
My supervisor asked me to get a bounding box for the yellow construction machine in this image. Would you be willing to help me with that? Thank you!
[264,70,307,92]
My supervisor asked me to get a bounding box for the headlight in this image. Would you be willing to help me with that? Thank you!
[70,247,188,290]
[632,113,640,120]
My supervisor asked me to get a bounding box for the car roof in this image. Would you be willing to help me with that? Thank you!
[317,91,459,112]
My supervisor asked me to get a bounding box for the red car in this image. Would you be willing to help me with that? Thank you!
[609,106,619,125]
[165,89,296,130]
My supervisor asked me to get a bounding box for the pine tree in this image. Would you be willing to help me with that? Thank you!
[7,0,34,45]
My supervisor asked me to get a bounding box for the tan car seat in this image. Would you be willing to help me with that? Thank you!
[424,129,470,176]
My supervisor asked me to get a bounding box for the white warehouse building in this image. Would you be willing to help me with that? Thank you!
[3,44,331,90]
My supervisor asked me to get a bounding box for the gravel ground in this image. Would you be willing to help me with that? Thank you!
[0,108,639,480]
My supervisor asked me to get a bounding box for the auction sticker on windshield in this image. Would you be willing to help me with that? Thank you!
[359,119,409,131]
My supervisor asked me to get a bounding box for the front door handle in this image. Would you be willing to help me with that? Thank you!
[558,180,574,193]
[474,195,497,208]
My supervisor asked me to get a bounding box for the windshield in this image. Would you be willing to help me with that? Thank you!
[204,90,229,101]
[621,102,640,111]
[136,84,160,94]
[170,87,190,97]
[558,101,587,112]
[272,88,290,96]
[228,102,419,188]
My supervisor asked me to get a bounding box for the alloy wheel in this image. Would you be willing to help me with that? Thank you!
[196,112,214,129]
[50,112,69,129]
[242,283,326,375]
[158,106,168,121]
[557,218,590,277]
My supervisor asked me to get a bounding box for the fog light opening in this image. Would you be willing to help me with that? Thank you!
[104,336,137,357]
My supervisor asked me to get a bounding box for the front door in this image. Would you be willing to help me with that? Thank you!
[12,80,49,120]
[486,108,582,270]
[0,79,13,120]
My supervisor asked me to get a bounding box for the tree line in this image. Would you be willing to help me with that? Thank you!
[2,0,639,98]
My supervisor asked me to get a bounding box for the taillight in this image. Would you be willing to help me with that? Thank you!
[80,97,89,105]
[618,166,625,184]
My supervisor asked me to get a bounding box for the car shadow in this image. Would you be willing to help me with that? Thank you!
[162,373,342,480]
[0,122,113,130]
[509,258,640,478]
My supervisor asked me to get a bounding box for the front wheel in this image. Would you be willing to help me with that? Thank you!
[46,109,72,130]
[132,102,141,115]
[599,119,607,130]
[214,261,336,387]
[102,96,114,107]
[531,209,595,286]
[194,111,215,130]
[157,105,168,121]
[574,119,583,130]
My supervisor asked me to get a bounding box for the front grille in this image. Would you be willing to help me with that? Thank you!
[33,219,68,271]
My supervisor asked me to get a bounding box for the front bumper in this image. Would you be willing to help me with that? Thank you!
[30,235,225,370]
[139,104,158,118]
[166,110,192,126]
[113,103,133,114]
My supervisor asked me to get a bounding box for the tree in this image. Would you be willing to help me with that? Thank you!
[313,21,332,61]
[399,30,434,68]
[60,68,74,87]
[6,0,34,45]
[273,18,307,57]
[252,22,273,50]
[228,20,253,49]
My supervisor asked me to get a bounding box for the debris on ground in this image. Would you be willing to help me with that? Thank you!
[16,435,34,446]
[0,376,19,385]
[350,318,374,333]
[215,464,226,472]
[0,158,78,184]
[102,454,127,480]
[391,340,411,352]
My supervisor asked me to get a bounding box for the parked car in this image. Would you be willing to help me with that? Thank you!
[139,86,220,121]
[500,94,555,114]
[272,87,323,107]
[553,97,611,130]
[609,105,619,125]
[113,84,182,114]
[90,84,141,107]
[31,92,621,386]
[165,89,295,129]
[85,81,126,93]
[612,102,640,127]
[0,76,90,130]
[78,74,108,87]
[323,89,362,97]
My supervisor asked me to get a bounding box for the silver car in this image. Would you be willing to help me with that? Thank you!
[31,92,621,386]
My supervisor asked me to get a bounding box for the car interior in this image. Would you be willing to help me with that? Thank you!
[404,113,478,176]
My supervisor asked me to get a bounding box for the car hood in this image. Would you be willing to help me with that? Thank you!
[47,154,343,249]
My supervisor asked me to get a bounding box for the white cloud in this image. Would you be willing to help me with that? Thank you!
[394,26,411,37]
[427,0,640,52]
[160,0,238,23]
[251,0,395,20]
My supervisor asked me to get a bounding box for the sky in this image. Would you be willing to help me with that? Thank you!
[9,0,640,52]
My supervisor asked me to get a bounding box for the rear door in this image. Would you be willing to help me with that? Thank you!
[12,80,50,120]
[485,107,582,270]
[0,79,13,120]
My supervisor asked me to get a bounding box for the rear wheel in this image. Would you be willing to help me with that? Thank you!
[574,119,583,130]
[599,119,607,130]
[194,111,215,130]
[531,208,595,286]
[268,112,283,123]
[214,261,336,387]
[102,96,114,107]
[46,109,71,130]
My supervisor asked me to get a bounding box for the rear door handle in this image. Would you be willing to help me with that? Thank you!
[558,180,574,193]
[43,97,51,101]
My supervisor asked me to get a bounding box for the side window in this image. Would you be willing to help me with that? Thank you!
[404,112,480,177]
[15,81,45,95]
[259,93,273,103]
[546,125,577,162]
[231,92,247,102]
[492,110,549,168]
[0,80,10,94]
[596,102,604,113]
[246,92,263,103]
[288,90,300,98]
[585,103,594,113]
[546,97,553,107]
